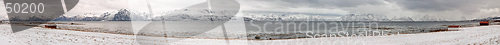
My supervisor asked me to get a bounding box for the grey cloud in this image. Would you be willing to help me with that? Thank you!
[249,0,385,8]
[387,0,500,13]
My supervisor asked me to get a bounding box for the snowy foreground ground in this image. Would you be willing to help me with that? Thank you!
[0,24,500,45]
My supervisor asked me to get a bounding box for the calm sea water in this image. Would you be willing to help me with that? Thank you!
[245,21,478,33]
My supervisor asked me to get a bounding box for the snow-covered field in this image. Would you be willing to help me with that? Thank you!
[0,24,137,45]
[0,24,499,45]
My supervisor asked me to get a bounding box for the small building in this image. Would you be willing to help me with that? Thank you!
[480,21,489,25]
[45,24,57,28]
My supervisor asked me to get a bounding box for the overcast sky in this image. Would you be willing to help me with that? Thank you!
[238,0,500,20]
[0,0,499,20]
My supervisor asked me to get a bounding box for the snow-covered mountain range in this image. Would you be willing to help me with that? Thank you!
[242,13,339,21]
[470,16,500,21]
[242,13,456,21]
[28,9,234,21]
[340,14,390,21]
[53,9,147,21]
